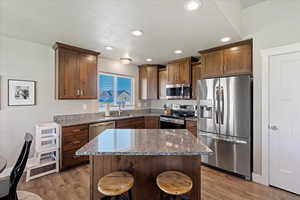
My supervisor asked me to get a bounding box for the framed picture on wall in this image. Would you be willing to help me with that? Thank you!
[8,79,36,106]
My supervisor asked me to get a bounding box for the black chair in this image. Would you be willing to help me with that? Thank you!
[0,133,33,200]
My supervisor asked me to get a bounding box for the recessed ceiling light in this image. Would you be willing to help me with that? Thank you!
[146,58,153,62]
[120,57,132,65]
[131,30,144,36]
[174,50,183,54]
[105,46,113,51]
[221,37,231,42]
[184,0,202,11]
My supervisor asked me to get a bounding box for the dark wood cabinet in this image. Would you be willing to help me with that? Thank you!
[186,120,197,137]
[191,62,202,99]
[54,42,100,99]
[60,124,89,170]
[159,69,168,99]
[145,116,160,129]
[167,58,192,85]
[201,50,223,78]
[115,117,145,129]
[199,39,252,78]
[223,44,252,75]
[139,65,159,100]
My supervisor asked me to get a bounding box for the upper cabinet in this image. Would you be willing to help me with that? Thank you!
[191,62,202,99]
[54,43,100,99]
[139,65,161,100]
[199,39,252,78]
[167,58,192,85]
[159,69,168,99]
[201,50,223,78]
[223,44,252,75]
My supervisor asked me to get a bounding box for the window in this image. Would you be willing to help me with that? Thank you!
[99,73,134,108]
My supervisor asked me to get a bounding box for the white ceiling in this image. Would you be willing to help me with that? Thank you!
[240,0,267,9]
[0,0,242,65]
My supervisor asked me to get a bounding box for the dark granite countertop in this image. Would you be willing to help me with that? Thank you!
[76,129,212,156]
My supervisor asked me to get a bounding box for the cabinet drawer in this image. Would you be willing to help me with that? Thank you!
[62,131,89,152]
[116,117,144,128]
[61,149,89,170]
[62,125,89,137]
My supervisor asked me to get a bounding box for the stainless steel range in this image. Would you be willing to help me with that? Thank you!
[160,104,196,129]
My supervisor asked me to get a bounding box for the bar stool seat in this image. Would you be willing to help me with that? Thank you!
[98,171,134,197]
[156,171,193,196]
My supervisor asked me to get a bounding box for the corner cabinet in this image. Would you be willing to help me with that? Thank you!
[199,39,252,78]
[191,62,202,99]
[139,65,160,100]
[159,68,168,99]
[54,42,100,99]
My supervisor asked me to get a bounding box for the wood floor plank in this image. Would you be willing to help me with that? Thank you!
[19,164,300,200]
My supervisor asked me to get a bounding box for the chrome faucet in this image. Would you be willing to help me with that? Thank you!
[118,103,125,116]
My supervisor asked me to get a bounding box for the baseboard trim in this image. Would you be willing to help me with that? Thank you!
[0,167,12,178]
[252,172,268,185]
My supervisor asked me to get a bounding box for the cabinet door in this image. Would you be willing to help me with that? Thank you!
[202,50,223,78]
[145,117,160,129]
[192,64,202,99]
[159,70,167,99]
[58,49,79,99]
[78,53,98,99]
[178,60,191,84]
[186,120,197,137]
[139,66,148,100]
[167,63,180,84]
[147,66,158,99]
[223,44,252,75]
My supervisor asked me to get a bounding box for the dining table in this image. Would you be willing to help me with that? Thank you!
[0,156,7,174]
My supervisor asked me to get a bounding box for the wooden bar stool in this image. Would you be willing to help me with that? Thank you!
[98,171,134,200]
[156,171,193,200]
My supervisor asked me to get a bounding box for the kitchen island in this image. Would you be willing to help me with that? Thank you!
[76,129,212,200]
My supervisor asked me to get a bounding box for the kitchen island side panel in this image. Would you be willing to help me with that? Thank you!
[90,155,201,200]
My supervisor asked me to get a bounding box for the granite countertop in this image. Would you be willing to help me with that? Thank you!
[57,113,161,127]
[76,129,212,156]
[185,117,198,121]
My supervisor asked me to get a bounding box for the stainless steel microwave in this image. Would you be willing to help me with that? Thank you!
[166,84,191,99]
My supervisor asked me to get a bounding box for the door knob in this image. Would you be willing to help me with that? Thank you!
[268,125,279,131]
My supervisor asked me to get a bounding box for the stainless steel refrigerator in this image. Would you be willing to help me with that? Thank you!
[197,75,252,180]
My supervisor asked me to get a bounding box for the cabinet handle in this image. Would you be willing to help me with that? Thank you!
[76,89,80,96]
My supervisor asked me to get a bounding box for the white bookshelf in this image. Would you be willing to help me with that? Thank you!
[26,123,60,182]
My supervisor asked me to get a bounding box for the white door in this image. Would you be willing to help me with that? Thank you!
[269,52,300,194]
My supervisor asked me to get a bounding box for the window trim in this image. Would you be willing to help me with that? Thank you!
[98,71,135,108]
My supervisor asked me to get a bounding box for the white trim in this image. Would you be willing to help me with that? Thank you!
[252,172,266,185]
[261,42,300,186]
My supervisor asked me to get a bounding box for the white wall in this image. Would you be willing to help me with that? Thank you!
[0,35,142,167]
[241,0,300,175]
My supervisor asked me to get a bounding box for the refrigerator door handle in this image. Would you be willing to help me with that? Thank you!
[199,133,248,144]
[220,86,224,124]
[215,86,220,124]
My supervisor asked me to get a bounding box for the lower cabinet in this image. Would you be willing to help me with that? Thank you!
[145,116,160,129]
[115,117,145,129]
[60,116,160,170]
[186,120,197,137]
[60,124,89,170]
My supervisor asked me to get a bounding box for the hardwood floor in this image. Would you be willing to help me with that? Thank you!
[19,165,300,200]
